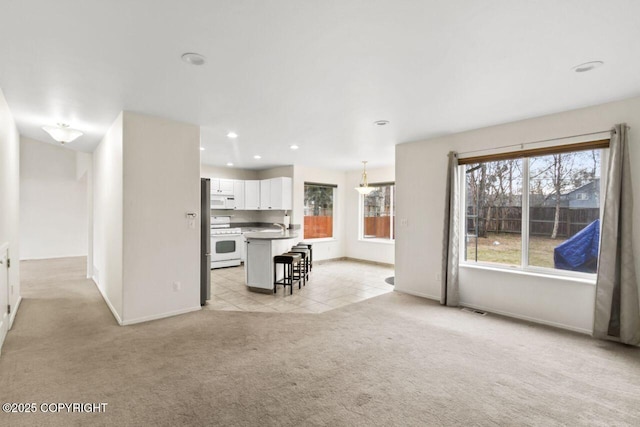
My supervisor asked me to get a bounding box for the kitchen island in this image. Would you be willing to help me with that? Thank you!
[244,231,299,293]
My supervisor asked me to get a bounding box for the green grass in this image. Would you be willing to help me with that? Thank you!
[465,232,566,268]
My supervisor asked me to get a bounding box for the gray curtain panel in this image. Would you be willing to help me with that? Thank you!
[593,124,640,345]
[441,151,460,306]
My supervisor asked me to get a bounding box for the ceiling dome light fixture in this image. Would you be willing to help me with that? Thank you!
[253,155,261,160]
[355,161,377,195]
[200,147,205,151]
[374,120,390,126]
[181,52,206,66]
[226,162,234,167]
[42,123,83,144]
[227,131,238,139]
[290,144,299,150]
[572,61,604,73]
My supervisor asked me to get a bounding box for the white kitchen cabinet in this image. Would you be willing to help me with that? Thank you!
[259,179,271,210]
[245,239,271,289]
[260,177,292,210]
[211,178,234,195]
[245,236,296,291]
[244,180,260,210]
[233,180,245,210]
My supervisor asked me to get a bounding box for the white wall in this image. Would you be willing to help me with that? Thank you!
[293,165,347,261]
[345,165,395,265]
[200,164,259,180]
[121,112,201,324]
[395,95,640,333]
[0,88,21,338]
[19,137,88,260]
[93,113,124,320]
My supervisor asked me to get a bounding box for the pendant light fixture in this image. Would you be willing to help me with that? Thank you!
[354,161,376,195]
[42,123,83,144]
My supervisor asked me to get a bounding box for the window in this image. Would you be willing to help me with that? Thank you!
[304,183,336,239]
[361,183,395,241]
[461,140,607,275]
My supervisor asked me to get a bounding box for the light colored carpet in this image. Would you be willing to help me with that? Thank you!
[1,257,639,426]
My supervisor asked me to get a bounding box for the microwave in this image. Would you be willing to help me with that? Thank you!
[211,195,235,209]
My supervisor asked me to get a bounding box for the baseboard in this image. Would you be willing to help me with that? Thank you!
[20,254,88,261]
[9,296,22,329]
[459,302,592,335]
[393,287,591,335]
[0,312,7,356]
[394,288,440,301]
[121,306,201,326]
[343,257,394,268]
[92,277,123,325]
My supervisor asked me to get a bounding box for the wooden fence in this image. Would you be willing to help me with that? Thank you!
[304,216,333,239]
[466,206,599,238]
[363,216,393,239]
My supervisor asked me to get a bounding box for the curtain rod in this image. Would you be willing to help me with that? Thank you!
[456,127,628,157]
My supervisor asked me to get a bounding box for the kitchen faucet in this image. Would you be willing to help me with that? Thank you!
[273,223,287,232]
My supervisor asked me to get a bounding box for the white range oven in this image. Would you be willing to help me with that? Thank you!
[211,216,243,269]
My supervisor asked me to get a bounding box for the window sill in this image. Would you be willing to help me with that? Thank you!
[303,237,337,243]
[459,262,596,285]
[358,238,395,245]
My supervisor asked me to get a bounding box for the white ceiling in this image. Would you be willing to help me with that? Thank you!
[1,0,640,170]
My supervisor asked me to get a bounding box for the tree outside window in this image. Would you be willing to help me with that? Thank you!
[304,183,335,239]
[362,184,395,240]
[463,147,603,274]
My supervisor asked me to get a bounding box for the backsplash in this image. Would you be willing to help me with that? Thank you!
[211,209,290,225]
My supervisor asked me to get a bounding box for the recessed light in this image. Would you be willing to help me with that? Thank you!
[226,162,234,167]
[181,52,206,66]
[290,144,299,150]
[374,120,390,126]
[200,147,205,151]
[227,132,238,139]
[572,61,604,73]
[253,155,261,160]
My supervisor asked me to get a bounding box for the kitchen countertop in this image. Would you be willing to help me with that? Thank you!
[243,231,298,240]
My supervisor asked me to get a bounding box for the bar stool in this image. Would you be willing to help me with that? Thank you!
[288,247,310,282]
[296,242,313,271]
[273,253,302,295]
[287,247,309,286]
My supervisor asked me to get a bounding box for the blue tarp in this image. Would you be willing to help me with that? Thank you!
[553,219,600,273]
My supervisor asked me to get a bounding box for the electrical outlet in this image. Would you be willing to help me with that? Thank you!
[173,281,181,292]
[435,272,441,281]
[400,218,408,226]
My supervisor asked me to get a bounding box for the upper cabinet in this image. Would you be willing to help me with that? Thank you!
[211,178,234,196]
[244,180,260,210]
[260,177,292,210]
[233,180,245,210]
[209,176,291,211]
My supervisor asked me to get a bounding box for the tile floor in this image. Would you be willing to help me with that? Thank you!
[205,259,394,314]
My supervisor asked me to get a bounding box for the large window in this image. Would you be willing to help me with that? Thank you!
[304,183,336,239]
[461,141,607,275]
[361,183,395,241]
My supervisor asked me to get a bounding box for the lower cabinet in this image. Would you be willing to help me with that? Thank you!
[245,238,295,291]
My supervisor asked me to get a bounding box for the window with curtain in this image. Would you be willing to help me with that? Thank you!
[460,140,608,275]
[304,183,336,239]
[361,183,395,241]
